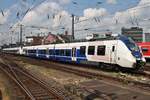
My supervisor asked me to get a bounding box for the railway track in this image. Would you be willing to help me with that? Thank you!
[8,54,150,92]
[138,71,150,79]
[144,63,150,71]
[0,55,70,100]
[43,61,150,89]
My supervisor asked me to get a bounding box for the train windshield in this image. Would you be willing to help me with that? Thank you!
[126,37,139,51]
[118,35,139,51]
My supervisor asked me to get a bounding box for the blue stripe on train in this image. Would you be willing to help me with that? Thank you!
[55,56,72,62]
[27,48,87,63]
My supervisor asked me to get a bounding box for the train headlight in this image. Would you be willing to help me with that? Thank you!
[136,58,141,60]
[137,60,146,67]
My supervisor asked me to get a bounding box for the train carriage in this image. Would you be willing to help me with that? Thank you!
[3,47,22,54]
[137,42,150,60]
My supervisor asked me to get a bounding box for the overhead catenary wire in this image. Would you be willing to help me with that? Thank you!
[9,0,48,31]
[1,1,150,45]
[74,2,150,25]
[7,1,150,33]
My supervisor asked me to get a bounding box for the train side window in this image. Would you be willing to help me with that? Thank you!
[27,50,30,53]
[24,49,27,54]
[39,50,46,54]
[60,50,64,56]
[23,49,26,52]
[112,46,115,52]
[66,49,71,56]
[55,50,59,55]
[28,50,36,53]
[80,46,86,55]
[46,48,49,54]
[88,46,95,55]
[142,48,148,52]
[97,45,106,55]
[49,50,53,55]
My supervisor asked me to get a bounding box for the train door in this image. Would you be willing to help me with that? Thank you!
[72,47,76,61]
[110,45,116,63]
[46,48,49,58]
[36,48,39,57]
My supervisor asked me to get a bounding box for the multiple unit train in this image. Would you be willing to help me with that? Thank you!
[3,35,146,70]
[137,42,150,60]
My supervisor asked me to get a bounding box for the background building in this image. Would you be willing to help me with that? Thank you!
[145,33,150,42]
[122,27,143,42]
[25,31,72,46]
[25,36,44,46]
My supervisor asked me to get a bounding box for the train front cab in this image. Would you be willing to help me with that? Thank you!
[116,36,146,70]
[137,42,150,61]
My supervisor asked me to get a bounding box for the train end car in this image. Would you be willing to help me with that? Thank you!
[137,42,150,60]
[2,47,23,55]
[112,35,146,70]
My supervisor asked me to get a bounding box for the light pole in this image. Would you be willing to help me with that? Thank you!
[11,31,14,47]
[72,14,75,40]
[19,24,23,47]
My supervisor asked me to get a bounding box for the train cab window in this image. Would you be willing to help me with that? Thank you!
[142,48,148,52]
[88,46,95,55]
[80,46,86,56]
[66,49,71,56]
[97,45,106,55]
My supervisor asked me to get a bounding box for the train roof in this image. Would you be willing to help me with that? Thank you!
[3,47,21,50]
[137,42,150,45]
[3,35,129,50]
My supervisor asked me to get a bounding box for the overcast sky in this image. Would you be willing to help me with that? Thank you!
[0,0,150,45]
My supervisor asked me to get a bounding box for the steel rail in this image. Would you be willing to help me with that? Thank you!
[0,55,67,100]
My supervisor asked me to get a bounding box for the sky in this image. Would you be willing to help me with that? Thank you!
[0,0,140,15]
[0,0,150,45]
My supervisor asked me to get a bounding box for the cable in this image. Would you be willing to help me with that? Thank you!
[74,2,150,25]
[9,0,48,32]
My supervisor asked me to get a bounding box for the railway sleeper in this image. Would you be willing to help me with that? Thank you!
[33,92,49,97]
[36,96,56,100]
[29,90,48,95]
[30,89,46,93]
[28,87,46,91]
[13,96,26,100]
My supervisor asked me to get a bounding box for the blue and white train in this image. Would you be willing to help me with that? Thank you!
[3,35,146,70]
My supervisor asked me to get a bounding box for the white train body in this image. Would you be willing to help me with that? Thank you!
[3,35,146,70]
